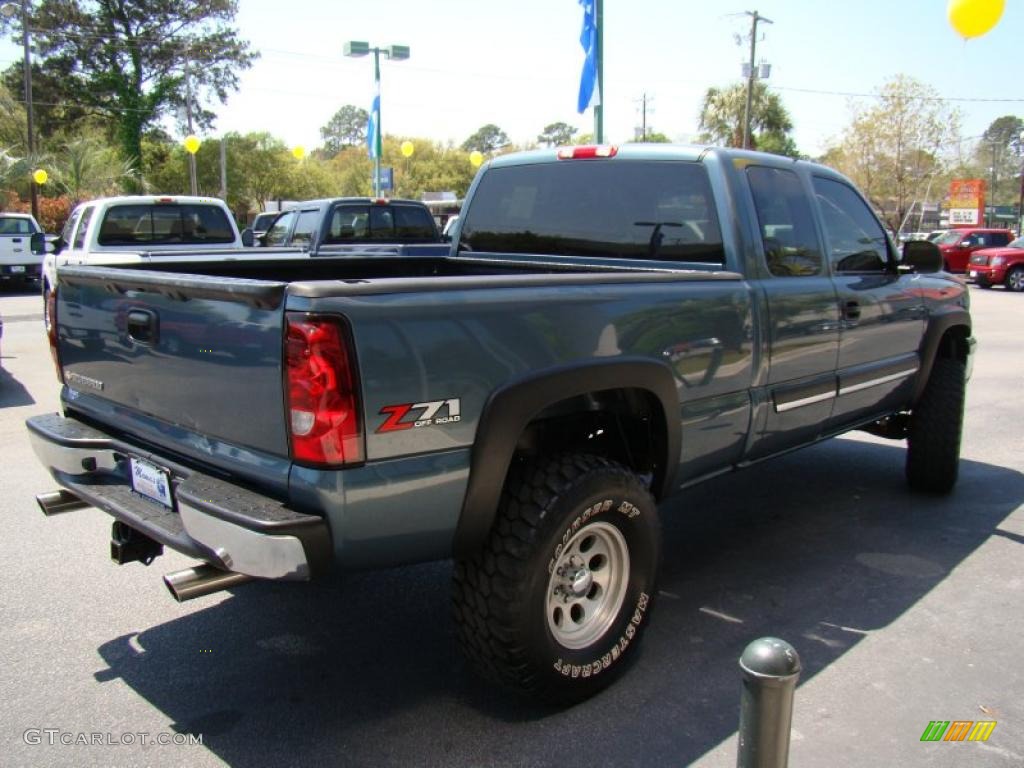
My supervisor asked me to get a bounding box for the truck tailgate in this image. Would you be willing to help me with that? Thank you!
[55,266,289,465]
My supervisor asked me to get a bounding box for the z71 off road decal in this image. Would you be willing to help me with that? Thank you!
[377,399,461,433]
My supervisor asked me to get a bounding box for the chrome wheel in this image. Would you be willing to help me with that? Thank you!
[546,521,630,649]
[1006,267,1024,293]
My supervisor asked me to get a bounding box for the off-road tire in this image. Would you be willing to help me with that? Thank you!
[906,357,966,494]
[453,453,660,703]
[1005,266,1024,292]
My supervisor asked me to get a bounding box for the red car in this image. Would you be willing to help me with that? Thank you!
[968,236,1024,292]
[934,227,1014,273]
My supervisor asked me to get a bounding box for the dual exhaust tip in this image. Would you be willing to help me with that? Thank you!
[36,489,253,602]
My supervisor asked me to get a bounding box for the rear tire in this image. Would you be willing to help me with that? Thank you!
[453,453,660,703]
[906,358,966,494]
[1005,266,1024,292]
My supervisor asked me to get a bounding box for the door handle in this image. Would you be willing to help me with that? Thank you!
[126,308,159,345]
[842,300,861,322]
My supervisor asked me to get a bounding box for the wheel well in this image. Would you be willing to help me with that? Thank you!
[511,388,667,492]
[935,325,970,364]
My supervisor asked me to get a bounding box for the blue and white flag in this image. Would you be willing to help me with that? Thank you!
[367,80,381,159]
[577,0,599,113]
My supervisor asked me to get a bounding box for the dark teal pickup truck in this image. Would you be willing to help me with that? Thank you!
[27,144,973,702]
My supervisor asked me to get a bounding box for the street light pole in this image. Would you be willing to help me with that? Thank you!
[2,0,37,220]
[344,41,410,197]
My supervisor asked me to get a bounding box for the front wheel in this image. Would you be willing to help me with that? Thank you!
[1005,266,1024,292]
[906,358,966,494]
[453,454,660,703]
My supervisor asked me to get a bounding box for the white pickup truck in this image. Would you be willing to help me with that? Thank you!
[0,211,42,285]
[34,195,254,328]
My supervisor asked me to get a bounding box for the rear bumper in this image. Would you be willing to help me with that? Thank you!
[0,262,41,279]
[26,413,331,580]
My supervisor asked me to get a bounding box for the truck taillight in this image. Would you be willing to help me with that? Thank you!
[46,289,63,383]
[285,313,364,466]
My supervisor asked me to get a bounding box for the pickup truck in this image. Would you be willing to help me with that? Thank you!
[27,144,973,703]
[248,197,448,256]
[34,195,252,327]
[0,211,42,285]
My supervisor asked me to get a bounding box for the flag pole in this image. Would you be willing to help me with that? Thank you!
[594,0,603,143]
[372,47,381,197]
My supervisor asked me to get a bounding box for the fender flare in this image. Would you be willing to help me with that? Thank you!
[912,308,972,405]
[452,358,680,558]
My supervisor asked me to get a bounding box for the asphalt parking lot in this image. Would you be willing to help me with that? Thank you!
[1,282,1021,768]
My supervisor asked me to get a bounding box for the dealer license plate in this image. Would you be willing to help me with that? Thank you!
[129,458,173,508]
[10,265,24,273]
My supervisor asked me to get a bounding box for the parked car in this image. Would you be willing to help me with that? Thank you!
[250,197,443,250]
[968,236,1024,291]
[249,211,282,241]
[933,227,1014,273]
[926,229,948,242]
[0,211,42,285]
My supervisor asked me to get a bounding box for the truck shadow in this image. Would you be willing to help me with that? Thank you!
[0,365,36,407]
[94,437,1024,767]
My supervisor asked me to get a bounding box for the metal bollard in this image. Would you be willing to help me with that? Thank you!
[737,637,802,768]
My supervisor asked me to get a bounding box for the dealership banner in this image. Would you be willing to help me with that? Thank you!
[947,179,986,226]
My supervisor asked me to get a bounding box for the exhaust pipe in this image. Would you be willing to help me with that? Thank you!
[36,489,90,516]
[164,563,253,602]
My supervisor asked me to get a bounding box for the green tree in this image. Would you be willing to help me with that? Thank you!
[2,1,257,190]
[48,134,135,204]
[826,75,960,231]
[628,131,671,143]
[537,122,577,147]
[462,124,509,154]
[698,81,795,154]
[0,82,26,148]
[320,105,369,158]
[975,115,1024,206]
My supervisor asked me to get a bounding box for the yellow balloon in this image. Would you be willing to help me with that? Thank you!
[469,150,484,167]
[32,168,48,185]
[947,0,1004,39]
[400,140,414,158]
[183,135,201,154]
[292,145,306,160]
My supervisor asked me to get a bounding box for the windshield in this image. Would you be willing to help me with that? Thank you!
[935,231,964,245]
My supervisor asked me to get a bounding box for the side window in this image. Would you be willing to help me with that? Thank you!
[813,176,890,273]
[992,232,1010,247]
[746,166,823,277]
[291,210,320,246]
[61,208,82,244]
[73,206,95,250]
[265,210,296,246]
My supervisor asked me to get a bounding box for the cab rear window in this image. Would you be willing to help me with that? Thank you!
[459,160,725,265]
[97,204,235,246]
[324,204,436,243]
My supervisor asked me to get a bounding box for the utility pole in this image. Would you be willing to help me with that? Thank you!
[634,93,654,140]
[988,140,998,228]
[741,10,772,150]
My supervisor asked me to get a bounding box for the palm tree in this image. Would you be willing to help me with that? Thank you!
[50,136,135,205]
[698,81,796,155]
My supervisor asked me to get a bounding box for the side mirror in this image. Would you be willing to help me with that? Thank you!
[900,240,942,274]
[30,232,62,256]
[240,228,255,247]
[958,241,970,248]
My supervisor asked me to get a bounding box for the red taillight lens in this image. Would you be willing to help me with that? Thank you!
[556,145,618,160]
[285,313,363,466]
[46,288,63,383]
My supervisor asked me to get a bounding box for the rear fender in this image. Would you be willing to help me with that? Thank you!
[452,358,680,558]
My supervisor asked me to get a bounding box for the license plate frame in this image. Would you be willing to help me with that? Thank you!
[129,457,174,509]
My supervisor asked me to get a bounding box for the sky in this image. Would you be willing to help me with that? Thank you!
[2,0,1022,159]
